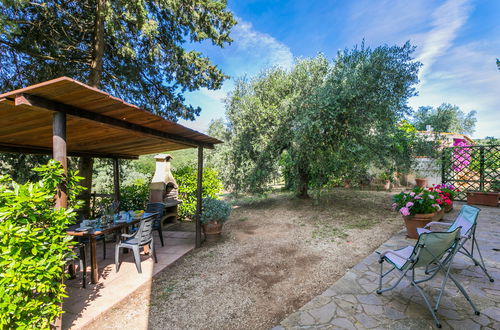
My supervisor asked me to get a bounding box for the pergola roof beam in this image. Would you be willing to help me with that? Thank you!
[0,142,138,159]
[13,93,214,149]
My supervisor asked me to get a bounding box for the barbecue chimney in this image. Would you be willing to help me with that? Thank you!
[149,154,179,203]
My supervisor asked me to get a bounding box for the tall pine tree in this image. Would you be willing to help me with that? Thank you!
[0,0,236,215]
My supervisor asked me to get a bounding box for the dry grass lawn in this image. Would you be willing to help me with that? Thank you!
[89,188,404,330]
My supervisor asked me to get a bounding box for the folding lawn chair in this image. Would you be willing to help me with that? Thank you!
[417,205,494,282]
[376,228,480,328]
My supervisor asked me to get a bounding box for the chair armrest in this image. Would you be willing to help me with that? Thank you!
[424,222,452,229]
[378,250,408,260]
[121,233,135,239]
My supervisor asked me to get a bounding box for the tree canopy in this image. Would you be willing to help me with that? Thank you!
[0,0,236,120]
[411,103,477,135]
[208,42,423,198]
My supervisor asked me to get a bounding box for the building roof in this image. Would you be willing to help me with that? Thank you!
[417,131,475,145]
[0,77,221,159]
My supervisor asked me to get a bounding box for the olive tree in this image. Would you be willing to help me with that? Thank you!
[210,42,422,198]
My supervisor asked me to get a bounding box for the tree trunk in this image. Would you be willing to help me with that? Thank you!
[78,0,106,216]
[88,0,106,87]
[77,157,94,219]
[296,165,309,199]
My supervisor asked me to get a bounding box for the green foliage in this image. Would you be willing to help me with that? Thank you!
[210,42,422,197]
[0,160,83,329]
[0,0,235,120]
[411,103,477,135]
[200,197,231,224]
[119,184,150,211]
[0,154,51,184]
[90,156,223,218]
[475,136,499,145]
[169,149,198,169]
[392,187,440,216]
[175,166,223,220]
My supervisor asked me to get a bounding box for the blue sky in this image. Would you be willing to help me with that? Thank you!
[179,0,500,138]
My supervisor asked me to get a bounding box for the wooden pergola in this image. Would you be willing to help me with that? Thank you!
[0,77,222,247]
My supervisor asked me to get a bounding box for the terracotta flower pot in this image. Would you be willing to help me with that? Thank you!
[383,180,391,191]
[415,178,428,188]
[403,213,435,239]
[444,201,453,213]
[202,221,224,241]
[467,192,499,207]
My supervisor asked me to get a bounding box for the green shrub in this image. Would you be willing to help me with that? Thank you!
[200,197,231,224]
[119,183,149,211]
[0,160,83,329]
[91,165,223,219]
[174,166,223,220]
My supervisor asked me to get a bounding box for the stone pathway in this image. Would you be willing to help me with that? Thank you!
[274,203,500,329]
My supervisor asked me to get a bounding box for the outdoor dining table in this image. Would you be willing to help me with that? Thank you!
[66,213,156,284]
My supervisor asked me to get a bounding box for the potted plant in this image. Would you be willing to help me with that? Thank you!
[433,184,458,212]
[392,188,440,239]
[378,172,392,191]
[467,190,499,207]
[200,197,232,241]
[415,177,428,188]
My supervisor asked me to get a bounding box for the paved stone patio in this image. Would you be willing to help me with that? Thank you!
[62,231,195,329]
[274,202,500,329]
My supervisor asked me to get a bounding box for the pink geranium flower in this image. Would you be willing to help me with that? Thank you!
[406,202,414,207]
[399,207,410,216]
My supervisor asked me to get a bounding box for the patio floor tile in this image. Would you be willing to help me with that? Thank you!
[62,231,195,329]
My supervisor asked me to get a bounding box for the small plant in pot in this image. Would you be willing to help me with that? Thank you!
[433,184,459,212]
[392,188,440,239]
[200,197,231,241]
[414,171,428,188]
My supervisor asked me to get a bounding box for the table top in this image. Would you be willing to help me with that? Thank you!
[66,212,157,237]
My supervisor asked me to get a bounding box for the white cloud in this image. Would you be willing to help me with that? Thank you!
[229,18,294,72]
[416,0,472,82]
[410,40,500,138]
[345,0,432,46]
[199,87,229,103]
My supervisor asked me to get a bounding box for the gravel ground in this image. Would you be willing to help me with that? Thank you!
[89,189,404,330]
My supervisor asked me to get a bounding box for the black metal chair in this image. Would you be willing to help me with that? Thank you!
[115,214,157,273]
[146,203,166,247]
[66,242,87,288]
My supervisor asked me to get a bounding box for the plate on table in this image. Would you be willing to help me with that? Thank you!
[75,226,91,232]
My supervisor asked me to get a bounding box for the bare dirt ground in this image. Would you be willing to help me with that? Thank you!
[89,189,404,330]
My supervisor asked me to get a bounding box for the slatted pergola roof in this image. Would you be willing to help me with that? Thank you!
[0,77,221,159]
[0,77,216,248]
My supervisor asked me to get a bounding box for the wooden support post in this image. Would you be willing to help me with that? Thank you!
[195,146,203,248]
[53,112,68,209]
[52,112,66,330]
[113,158,121,207]
[77,157,94,219]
